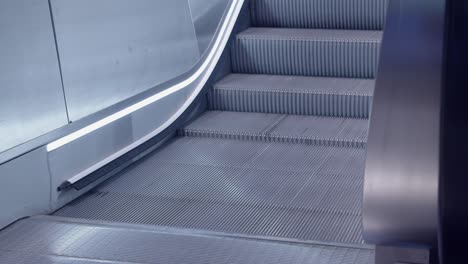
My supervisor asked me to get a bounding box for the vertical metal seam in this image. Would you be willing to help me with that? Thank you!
[186,0,203,56]
[47,0,70,123]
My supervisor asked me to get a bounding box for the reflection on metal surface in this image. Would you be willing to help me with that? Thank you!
[363,0,445,245]
[1,0,234,164]
[47,83,188,152]
[48,0,244,187]
[189,0,230,55]
[0,0,68,153]
[51,0,201,121]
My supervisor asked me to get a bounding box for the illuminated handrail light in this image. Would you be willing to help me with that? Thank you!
[47,0,241,152]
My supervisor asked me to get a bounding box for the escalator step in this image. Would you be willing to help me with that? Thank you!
[55,137,366,244]
[251,0,388,30]
[232,28,382,78]
[181,111,368,148]
[0,216,374,264]
[210,74,374,118]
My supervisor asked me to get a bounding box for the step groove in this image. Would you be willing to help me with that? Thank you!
[180,111,368,148]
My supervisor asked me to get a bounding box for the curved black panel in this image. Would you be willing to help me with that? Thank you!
[364,0,446,245]
[439,0,468,262]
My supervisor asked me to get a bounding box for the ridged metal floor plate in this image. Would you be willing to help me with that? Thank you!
[210,74,374,118]
[55,137,366,244]
[181,111,368,147]
[232,28,382,78]
[0,216,374,264]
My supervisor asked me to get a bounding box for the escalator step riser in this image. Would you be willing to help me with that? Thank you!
[231,34,381,78]
[209,89,372,118]
[251,0,389,30]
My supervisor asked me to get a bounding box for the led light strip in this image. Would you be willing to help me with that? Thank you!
[47,0,242,153]
[51,0,244,185]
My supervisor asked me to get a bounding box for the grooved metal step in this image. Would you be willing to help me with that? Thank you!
[55,137,367,244]
[210,74,374,118]
[180,111,368,148]
[251,0,389,30]
[0,216,374,264]
[0,0,385,262]
[231,28,382,78]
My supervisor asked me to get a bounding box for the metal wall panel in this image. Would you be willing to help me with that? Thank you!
[48,89,190,209]
[47,0,246,209]
[51,0,201,121]
[0,0,68,153]
[189,0,230,55]
[363,0,445,245]
[0,147,51,229]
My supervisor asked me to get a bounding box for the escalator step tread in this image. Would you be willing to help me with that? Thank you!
[215,74,375,94]
[181,111,368,147]
[232,28,382,78]
[55,137,366,244]
[237,27,383,41]
[251,0,388,30]
[210,74,374,118]
[0,216,374,264]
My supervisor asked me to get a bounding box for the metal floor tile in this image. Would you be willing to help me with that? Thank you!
[0,217,374,264]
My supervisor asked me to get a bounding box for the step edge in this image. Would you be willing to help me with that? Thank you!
[30,215,374,250]
[212,85,374,96]
[178,128,367,148]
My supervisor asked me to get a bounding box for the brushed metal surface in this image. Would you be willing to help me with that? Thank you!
[363,0,445,245]
[0,0,235,165]
[47,0,244,210]
[0,0,241,229]
[189,0,230,55]
[0,0,68,153]
[51,0,201,121]
[48,89,189,210]
[0,147,51,229]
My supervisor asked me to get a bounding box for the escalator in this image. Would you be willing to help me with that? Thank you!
[0,0,387,263]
